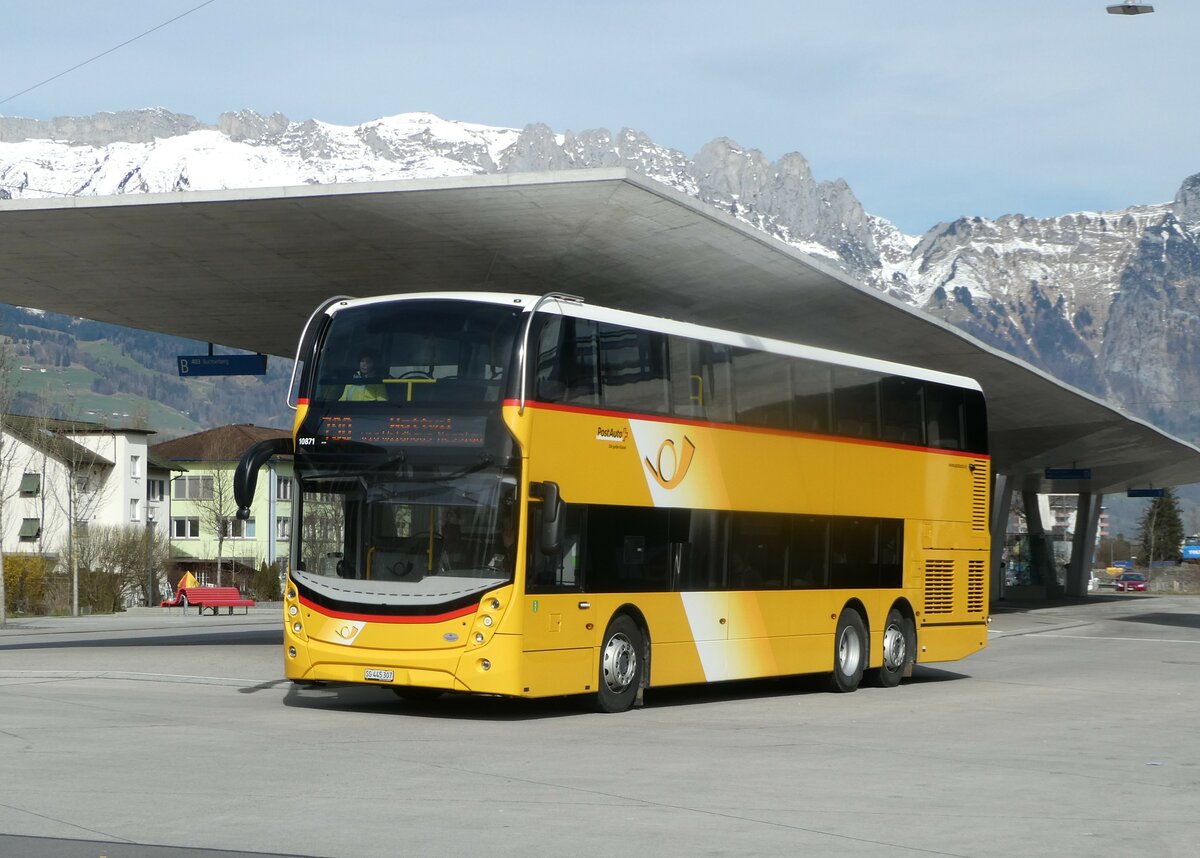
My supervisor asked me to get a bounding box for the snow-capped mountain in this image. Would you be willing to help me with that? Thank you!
[2,108,1198,438]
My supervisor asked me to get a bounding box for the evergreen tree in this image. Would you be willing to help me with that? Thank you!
[1137,488,1184,563]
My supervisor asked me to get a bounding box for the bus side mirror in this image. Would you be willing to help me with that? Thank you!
[234,438,293,519]
[538,481,564,555]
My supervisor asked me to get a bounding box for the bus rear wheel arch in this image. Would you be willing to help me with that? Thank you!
[595,613,647,713]
[827,607,868,693]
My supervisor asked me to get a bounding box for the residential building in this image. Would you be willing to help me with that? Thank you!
[150,424,292,586]
[0,414,161,558]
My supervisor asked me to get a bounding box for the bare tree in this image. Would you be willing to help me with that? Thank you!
[40,421,114,616]
[192,435,242,587]
[75,524,169,612]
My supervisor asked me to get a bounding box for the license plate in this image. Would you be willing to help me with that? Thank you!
[364,669,394,682]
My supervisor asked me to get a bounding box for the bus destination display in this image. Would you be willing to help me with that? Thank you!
[313,414,487,447]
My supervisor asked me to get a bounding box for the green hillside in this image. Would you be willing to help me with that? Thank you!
[2,304,293,439]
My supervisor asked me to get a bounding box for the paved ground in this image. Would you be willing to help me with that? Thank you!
[1,595,1198,858]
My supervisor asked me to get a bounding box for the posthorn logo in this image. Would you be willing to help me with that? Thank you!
[644,435,696,489]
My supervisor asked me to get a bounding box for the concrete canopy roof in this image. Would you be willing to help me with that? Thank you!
[2,168,1198,495]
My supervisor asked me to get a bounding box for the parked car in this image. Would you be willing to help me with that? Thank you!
[1115,572,1148,592]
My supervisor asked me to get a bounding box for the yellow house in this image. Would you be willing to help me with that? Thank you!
[150,424,292,588]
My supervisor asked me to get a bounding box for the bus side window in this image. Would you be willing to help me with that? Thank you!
[880,376,923,445]
[727,512,790,589]
[670,338,733,423]
[599,324,669,415]
[925,383,964,450]
[526,504,583,592]
[833,367,881,440]
[791,359,831,434]
[677,509,724,590]
[732,348,790,429]
[584,505,670,593]
[534,316,599,406]
[789,516,828,588]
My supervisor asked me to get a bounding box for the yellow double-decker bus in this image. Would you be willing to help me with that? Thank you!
[235,292,990,712]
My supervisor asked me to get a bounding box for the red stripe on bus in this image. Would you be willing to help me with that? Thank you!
[503,399,991,460]
[297,594,477,624]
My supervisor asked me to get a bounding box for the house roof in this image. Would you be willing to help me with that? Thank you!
[1,413,115,468]
[151,423,291,463]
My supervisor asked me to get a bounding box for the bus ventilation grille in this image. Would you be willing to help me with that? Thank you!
[924,560,955,615]
[967,560,986,613]
[971,460,989,532]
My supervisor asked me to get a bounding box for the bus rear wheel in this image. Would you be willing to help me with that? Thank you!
[827,609,867,693]
[595,615,643,713]
[873,608,914,688]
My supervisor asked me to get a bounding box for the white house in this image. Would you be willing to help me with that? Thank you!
[0,414,162,558]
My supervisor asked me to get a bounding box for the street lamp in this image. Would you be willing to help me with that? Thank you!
[146,511,157,608]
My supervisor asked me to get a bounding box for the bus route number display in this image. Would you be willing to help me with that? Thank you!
[313,414,487,447]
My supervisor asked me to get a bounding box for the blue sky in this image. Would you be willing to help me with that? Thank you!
[2,0,1195,234]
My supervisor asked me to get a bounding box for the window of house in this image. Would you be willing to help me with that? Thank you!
[19,518,41,541]
[276,477,292,501]
[130,455,140,479]
[147,479,165,502]
[175,475,214,500]
[276,516,291,540]
[130,498,140,521]
[172,517,200,538]
[19,473,41,497]
[224,517,256,539]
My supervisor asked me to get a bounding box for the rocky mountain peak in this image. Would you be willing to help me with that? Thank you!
[1,108,1197,437]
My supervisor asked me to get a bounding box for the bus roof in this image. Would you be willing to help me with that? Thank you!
[331,291,984,393]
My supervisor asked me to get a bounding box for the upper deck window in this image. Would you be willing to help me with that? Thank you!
[311,300,523,407]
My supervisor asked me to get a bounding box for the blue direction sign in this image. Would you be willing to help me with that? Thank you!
[1183,546,1200,560]
[1127,488,1165,498]
[1044,467,1091,480]
[178,354,268,377]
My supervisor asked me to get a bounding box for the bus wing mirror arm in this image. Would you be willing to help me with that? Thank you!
[536,481,564,555]
[234,438,294,520]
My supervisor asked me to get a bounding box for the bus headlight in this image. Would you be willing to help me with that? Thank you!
[489,598,501,610]
[475,632,485,644]
[480,659,491,671]
[288,647,297,658]
[289,605,298,616]
[482,615,493,627]
[286,588,296,600]
[293,622,303,634]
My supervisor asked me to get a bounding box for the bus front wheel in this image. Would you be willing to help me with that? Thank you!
[595,615,643,713]
[827,609,867,693]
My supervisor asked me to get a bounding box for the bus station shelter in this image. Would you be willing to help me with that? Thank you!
[3,168,1199,599]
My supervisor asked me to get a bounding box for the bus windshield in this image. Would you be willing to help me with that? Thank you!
[293,468,519,605]
[310,299,523,406]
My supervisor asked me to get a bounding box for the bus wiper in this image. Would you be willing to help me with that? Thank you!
[434,454,494,482]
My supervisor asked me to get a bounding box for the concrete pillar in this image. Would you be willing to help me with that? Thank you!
[1066,492,1104,597]
[989,473,1013,603]
[1022,490,1059,595]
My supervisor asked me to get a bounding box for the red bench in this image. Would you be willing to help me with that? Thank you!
[161,586,256,615]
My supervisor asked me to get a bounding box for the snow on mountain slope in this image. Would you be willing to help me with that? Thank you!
[2,108,1199,437]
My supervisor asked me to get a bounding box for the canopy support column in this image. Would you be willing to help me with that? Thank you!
[1066,492,1104,597]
